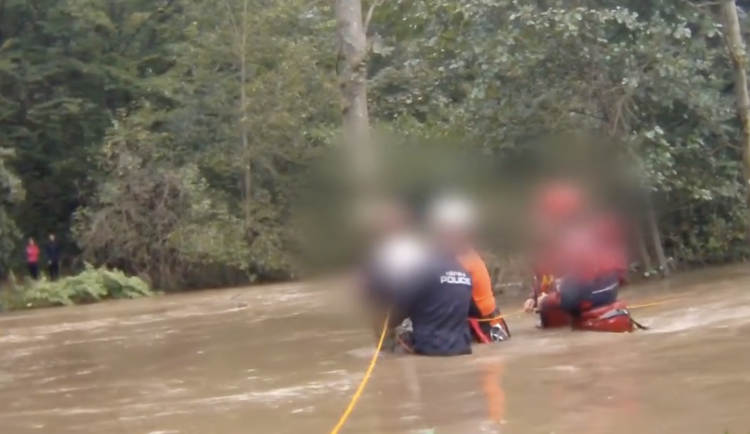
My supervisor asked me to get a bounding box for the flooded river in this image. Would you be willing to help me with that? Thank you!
[1,266,749,434]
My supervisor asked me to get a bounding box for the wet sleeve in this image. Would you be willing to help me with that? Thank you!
[361,259,405,311]
[469,255,497,318]
[388,309,408,329]
[387,297,410,328]
[387,270,426,328]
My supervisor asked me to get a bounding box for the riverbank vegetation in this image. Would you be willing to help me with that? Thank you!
[0,265,153,311]
[1,0,749,292]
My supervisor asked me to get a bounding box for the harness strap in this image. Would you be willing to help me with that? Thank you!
[630,317,649,330]
[598,308,628,320]
[596,307,650,331]
[468,318,491,344]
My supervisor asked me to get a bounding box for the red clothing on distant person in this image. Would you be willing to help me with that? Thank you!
[531,182,627,285]
[26,243,39,263]
[592,213,628,283]
[534,217,626,280]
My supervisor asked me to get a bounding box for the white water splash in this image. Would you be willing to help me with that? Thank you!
[645,300,750,334]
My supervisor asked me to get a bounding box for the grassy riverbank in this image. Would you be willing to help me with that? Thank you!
[0,264,154,312]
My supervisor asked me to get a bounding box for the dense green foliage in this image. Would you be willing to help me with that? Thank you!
[0,264,153,310]
[0,0,748,289]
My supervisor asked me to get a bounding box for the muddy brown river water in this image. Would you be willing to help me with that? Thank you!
[0,266,749,434]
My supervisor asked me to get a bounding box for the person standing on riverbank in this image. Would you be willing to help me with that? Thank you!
[26,238,39,280]
[45,234,61,280]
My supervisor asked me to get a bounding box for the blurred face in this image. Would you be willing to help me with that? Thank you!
[432,225,472,253]
[49,234,55,241]
[532,208,596,246]
[370,201,410,240]
[427,194,476,253]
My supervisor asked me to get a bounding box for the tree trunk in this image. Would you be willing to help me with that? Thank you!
[334,0,377,201]
[644,191,669,277]
[634,220,654,276]
[240,40,252,234]
[719,0,750,215]
[234,0,252,238]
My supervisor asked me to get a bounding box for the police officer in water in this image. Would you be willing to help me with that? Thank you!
[362,195,477,356]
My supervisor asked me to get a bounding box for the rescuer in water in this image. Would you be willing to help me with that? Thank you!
[357,199,423,346]
[523,181,628,325]
[426,194,510,343]
[360,198,474,356]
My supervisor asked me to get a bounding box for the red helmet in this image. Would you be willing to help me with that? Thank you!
[535,182,586,220]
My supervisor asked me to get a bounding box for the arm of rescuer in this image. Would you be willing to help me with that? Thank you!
[353,264,392,341]
[524,257,550,312]
[385,267,427,329]
[459,251,497,319]
[523,278,540,313]
[354,261,414,342]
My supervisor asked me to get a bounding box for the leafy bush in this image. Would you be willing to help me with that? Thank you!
[0,264,154,310]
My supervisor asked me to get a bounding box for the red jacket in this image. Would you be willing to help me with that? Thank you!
[26,244,39,263]
[593,214,628,282]
[532,215,627,290]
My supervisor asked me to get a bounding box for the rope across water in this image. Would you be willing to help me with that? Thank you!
[328,294,687,433]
